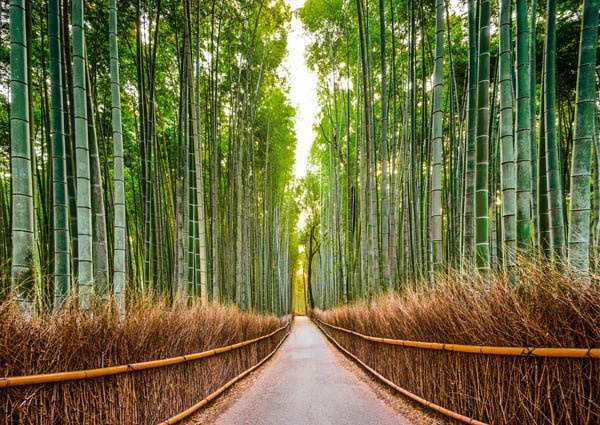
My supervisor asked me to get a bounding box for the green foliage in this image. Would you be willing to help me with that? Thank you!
[255,81,297,196]
[0,0,298,316]
[300,0,597,309]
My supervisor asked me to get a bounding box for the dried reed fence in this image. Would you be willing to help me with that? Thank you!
[313,264,600,425]
[0,299,289,424]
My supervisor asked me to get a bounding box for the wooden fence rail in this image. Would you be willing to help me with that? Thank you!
[313,317,599,425]
[159,330,289,424]
[1,322,291,424]
[0,323,289,388]
[314,318,599,358]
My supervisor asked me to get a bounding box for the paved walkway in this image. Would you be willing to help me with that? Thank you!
[215,316,409,425]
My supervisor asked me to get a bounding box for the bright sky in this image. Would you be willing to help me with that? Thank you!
[283,0,319,179]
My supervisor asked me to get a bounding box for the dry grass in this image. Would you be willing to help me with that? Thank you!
[314,261,600,424]
[0,298,288,424]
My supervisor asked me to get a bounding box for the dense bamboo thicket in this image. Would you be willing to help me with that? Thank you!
[0,300,288,423]
[0,0,298,316]
[298,0,600,308]
[313,263,600,424]
[2,0,599,421]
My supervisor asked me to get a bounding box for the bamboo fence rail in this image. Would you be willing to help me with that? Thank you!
[158,331,289,424]
[314,319,488,425]
[313,317,599,424]
[0,323,289,388]
[314,318,599,358]
[1,320,291,424]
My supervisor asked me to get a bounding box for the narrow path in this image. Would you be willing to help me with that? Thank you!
[215,317,410,425]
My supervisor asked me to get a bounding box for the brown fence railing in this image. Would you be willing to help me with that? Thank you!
[1,323,289,388]
[1,321,290,424]
[158,328,289,424]
[313,317,599,425]
[314,318,600,358]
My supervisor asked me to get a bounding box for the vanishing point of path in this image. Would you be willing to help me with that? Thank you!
[215,316,410,425]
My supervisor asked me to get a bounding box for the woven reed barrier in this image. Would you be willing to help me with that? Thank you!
[0,303,290,424]
[315,319,600,359]
[158,331,289,425]
[0,324,288,388]
[314,319,488,425]
[313,317,600,424]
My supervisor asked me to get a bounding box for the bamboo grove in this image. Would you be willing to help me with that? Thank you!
[299,0,599,308]
[0,0,299,316]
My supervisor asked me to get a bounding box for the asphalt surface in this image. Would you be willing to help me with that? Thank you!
[215,316,410,425]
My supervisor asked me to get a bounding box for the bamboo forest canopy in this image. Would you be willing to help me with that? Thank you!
[0,0,298,316]
[298,0,599,308]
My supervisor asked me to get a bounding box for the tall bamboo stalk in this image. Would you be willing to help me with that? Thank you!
[474,0,491,272]
[462,0,477,264]
[430,0,444,272]
[10,0,36,313]
[543,0,566,259]
[498,0,516,267]
[48,0,71,311]
[515,0,532,251]
[72,0,94,307]
[378,0,391,287]
[568,0,599,279]
[109,0,127,314]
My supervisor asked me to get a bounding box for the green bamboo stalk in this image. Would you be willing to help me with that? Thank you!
[537,86,551,255]
[567,0,599,279]
[48,0,71,312]
[209,3,220,302]
[60,0,79,281]
[543,0,566,259]
[182,76,192,301]
[0,182,9,294]
[475,0,491,271]
[109,0,127,315]
[489,61,500,268]
[515,0,533,251]
[192,7,209,304]
[193,83,208,305]
[529,0,538,241]
[72,0,94,307]
[86,68,109,298]
[409,0,419,279]
[378,0,391,287]
[186,75,196,302]
[498,0,516,267]
[430,0,444,272]
[595,145,600,250]
[10,0,36,314]
[387,0,398,282]
[462,0,477,264]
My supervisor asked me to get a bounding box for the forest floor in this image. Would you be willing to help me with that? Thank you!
[186,317,448,425]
